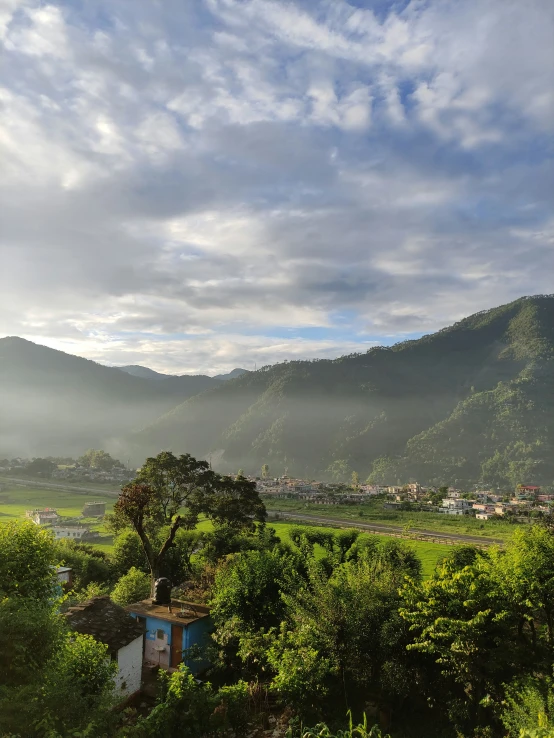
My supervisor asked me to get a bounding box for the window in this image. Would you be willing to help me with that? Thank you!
[156,629,165,640]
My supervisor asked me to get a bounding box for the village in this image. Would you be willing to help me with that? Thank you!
[254,475,553,521]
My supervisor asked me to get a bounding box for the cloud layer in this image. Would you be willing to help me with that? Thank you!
[1,0,553,374]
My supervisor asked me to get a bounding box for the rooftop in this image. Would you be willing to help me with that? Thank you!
[125,599,210,627]
[65,596,144,653]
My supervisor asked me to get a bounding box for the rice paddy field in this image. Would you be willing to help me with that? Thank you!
[0,482,461,578]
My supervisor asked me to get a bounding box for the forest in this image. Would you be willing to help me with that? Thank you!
[2,451,554,738]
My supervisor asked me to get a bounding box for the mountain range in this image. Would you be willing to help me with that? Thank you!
[131,295,554,488]
[117,365,246,382]
[2,295,554,488]
[0,338,226,457]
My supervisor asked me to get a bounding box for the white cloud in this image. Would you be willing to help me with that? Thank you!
[0,0,552,373]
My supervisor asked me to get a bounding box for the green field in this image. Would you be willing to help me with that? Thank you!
[0,484,455,578]
[264,498,518,540]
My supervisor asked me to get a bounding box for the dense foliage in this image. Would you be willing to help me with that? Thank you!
[0,521,117,737]
[3,464,554,736]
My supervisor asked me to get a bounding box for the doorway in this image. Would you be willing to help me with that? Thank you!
[170,624,183,667]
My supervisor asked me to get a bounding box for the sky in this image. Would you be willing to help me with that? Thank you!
[0,0,553,376]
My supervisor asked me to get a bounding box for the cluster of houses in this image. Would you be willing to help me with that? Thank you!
[25,501,107,541]
[255,476,553,520]
[255,476,390,503]
[51,466,135,484]
[0,457,135,484]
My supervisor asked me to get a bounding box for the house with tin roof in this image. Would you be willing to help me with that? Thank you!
[65,596,144,699]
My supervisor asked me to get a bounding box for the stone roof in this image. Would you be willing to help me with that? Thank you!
[65,596,144,653]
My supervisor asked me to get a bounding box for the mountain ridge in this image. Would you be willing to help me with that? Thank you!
[116,364,247,382]
[0,337,221,457]
[131,295,554,487]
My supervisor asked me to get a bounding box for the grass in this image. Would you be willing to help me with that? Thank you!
[264,498,518,541]
[0,484,453,578]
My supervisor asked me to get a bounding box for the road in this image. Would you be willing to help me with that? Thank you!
[268,510,505,546]
[0,476,120,497]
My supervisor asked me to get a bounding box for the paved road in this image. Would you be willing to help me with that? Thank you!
[0,476,120,497]
[268,510,505,546]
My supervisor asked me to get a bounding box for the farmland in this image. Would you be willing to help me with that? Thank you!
[0,482,459,578]
[264,497,518,540]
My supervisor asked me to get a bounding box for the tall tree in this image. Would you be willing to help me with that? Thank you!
[261,463,269,479]
[112,451,266,590]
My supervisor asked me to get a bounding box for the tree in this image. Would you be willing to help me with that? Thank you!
[78,448,122,470]
[0,521,117,737]
[261,463,269,479]
[399,556,521,734]
[237,468,244,478]
[263,551,411,717]
[0,520,59,599]
[112,451,266,591]
[351,471,360,489]
[26,457,56,476]
[492,526,554,662]
[38,632,116,736]
[211,548,300,634]
[111,567,151,606]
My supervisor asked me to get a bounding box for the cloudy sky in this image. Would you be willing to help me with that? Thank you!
[1,0,553,375]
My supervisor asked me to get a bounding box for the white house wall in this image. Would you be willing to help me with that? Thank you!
[116,636,143,697]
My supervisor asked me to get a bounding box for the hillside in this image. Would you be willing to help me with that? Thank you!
[0,338,220,457]
[132,295,554,486]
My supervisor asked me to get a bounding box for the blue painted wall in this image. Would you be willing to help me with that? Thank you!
[129,611,212,675]
[183,616,212,674]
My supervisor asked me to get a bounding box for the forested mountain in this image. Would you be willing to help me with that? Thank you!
[133,295,554,487]
[0,338,221,457]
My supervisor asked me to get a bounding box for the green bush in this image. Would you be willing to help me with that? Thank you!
[111,567,150,606]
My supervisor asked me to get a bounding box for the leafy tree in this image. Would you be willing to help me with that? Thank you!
[0,520,59,599]
[261,463,270,479]
[351,471,360,489]
[211,548,301,634]
[492,526,554,661]
[261,553,411,718]
[111,566,151,606]
[26,457,56,476]
[112,529,150,576]
[78,448,123,470]
[55,538,115,590]
[0,522,117,737]
[399,556,522,735]
[37,632,116,736]
[112,451,265,590]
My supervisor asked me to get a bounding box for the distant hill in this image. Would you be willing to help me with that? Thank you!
[214,368,248,381]
[117,365,169,380]
[132,295,554,488]
[0,338,220,457]
[118,365,247,382]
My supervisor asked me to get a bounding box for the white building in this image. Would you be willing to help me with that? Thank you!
[26,508,60,525]
[441,498,472,515]
[50,526,96,540]
[65,596,144,699]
